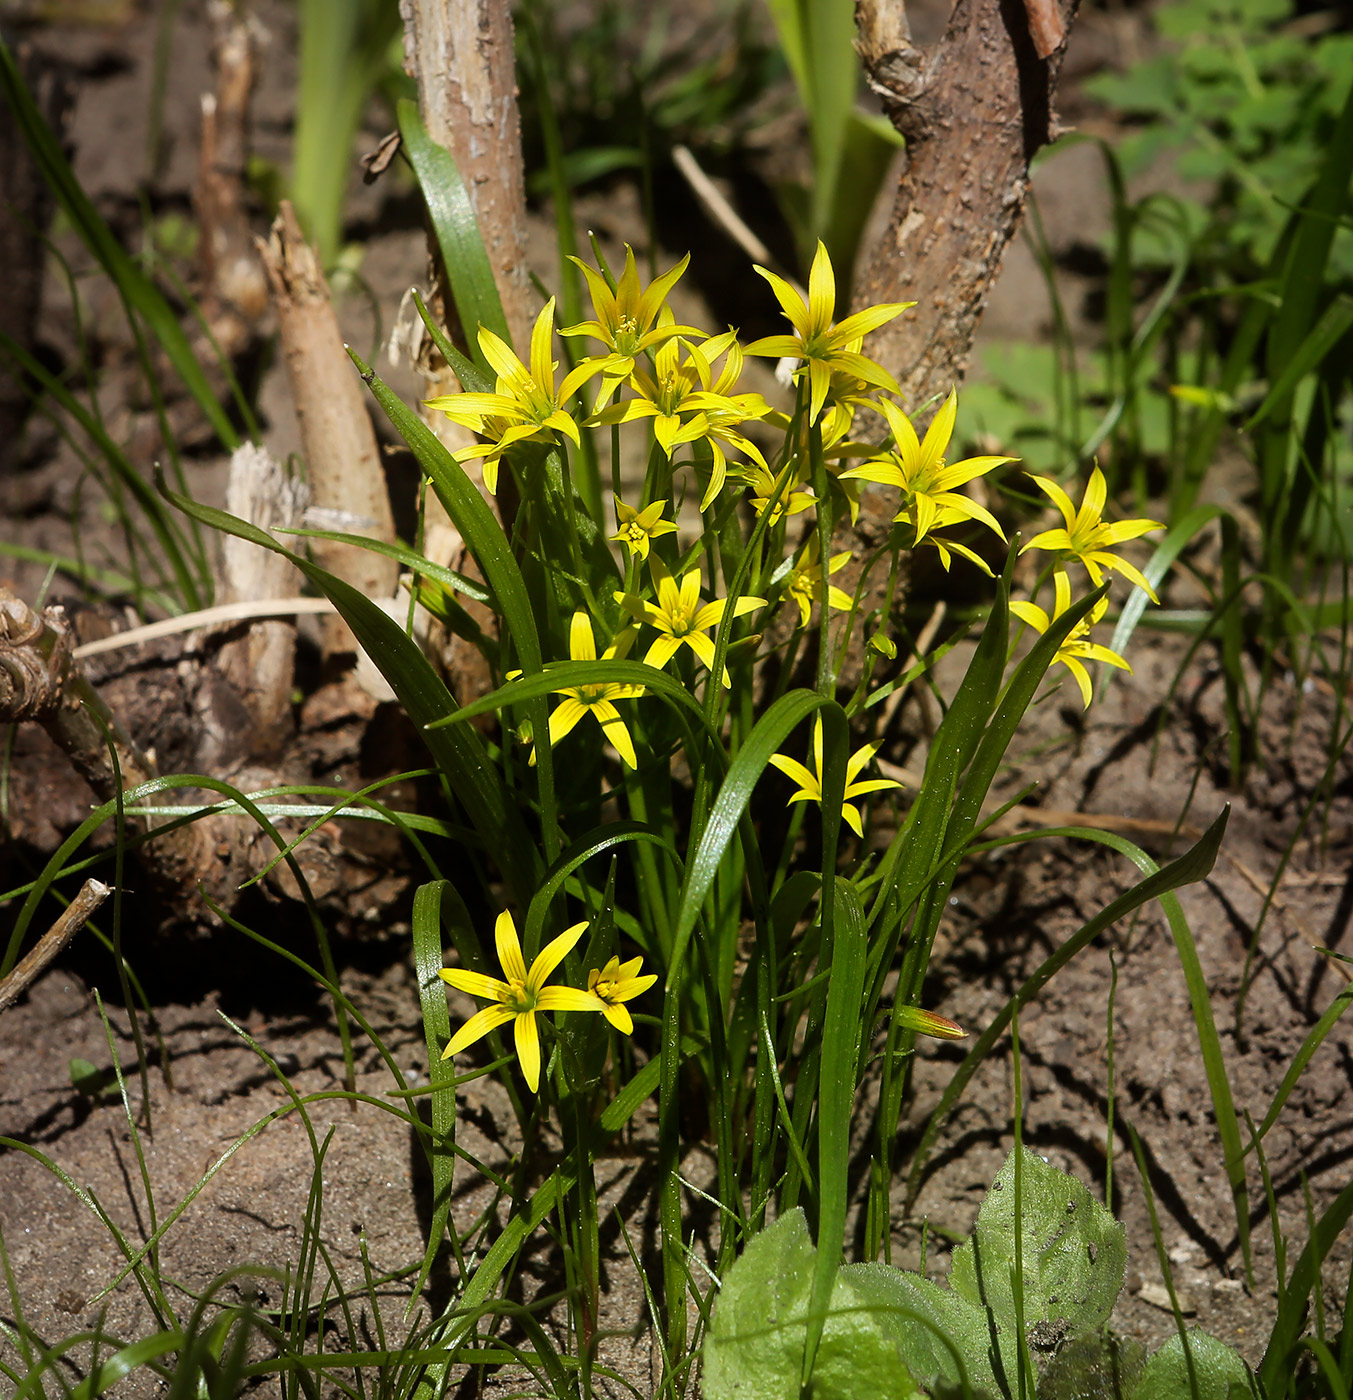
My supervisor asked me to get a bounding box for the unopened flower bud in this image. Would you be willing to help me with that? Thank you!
[895,1005,966,1040]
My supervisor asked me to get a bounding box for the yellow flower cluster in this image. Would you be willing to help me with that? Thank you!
[439,911,656,1093]
[424,239,1164,1056]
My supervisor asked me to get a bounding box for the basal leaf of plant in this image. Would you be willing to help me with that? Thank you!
[1037,1329,1148,1400]
[702,1209,925,1400]
[949,1146,1127,1346]
[1130,1330,1258,1400]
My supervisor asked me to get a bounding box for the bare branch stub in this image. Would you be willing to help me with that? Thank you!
[853,0,1079,411]
[258,202,399,655]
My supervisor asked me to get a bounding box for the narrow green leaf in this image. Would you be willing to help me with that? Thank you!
[803,877,868,1388]
[397,98,510,363]
[0,38,238,452]
[347,350,540,673]
[668,689,830,989]
[1260,1176,1353,1395]
[413,289,493,393]
[0,331,204,609]
[281,526,492,604]
[906,810,1229,1206]
[408,881,462,1312]
[1108,507,1227,664]
[1244,977,1353,1159]
[1245,293,1353,432]
[523,822,683,961]
[156,477,542,905]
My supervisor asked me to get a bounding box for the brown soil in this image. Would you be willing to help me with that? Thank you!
[3,2,1352,1397]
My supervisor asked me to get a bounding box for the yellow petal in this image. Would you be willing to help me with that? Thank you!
[569,611,597,662]
[444,1002,516,1058]
[529,299,557,393]
[514,1011,542,1092]
[528,920,589,991]
[439,967,509,1001]
[495,910,528,985]
[806,241,835,336]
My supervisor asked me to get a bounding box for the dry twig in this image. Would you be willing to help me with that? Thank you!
[258,202,399,655]
[0,879,111,1015]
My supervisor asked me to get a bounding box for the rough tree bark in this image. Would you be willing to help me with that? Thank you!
[395,0,531,696]
[852,0,1079,410]
[398,0,533,354]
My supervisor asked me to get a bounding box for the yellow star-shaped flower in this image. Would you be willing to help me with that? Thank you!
[561,245,703,405]
[540,612,646,768]
[589,330,770,511]
[737,461,816,526]
[615,557,764,687]
[839,392,1012,547]
[611,496,679,560]
[438,912,605,1093]
[1010,571,1132,708]
[424,298,594,495]
[784,535,853,628]
[586,954,658,1035]
[743,241,912,423]
[768,715,901,837]
[1021,466,1164,602]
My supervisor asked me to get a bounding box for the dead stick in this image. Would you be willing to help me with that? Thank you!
[258,203,399,655]
[0,879,111,1014]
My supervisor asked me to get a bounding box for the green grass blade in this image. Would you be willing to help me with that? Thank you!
[764,0,857,252]
[1108,507,1227,665]
[667,688,829,989]
[348,350,540,675]
[523,821,683,960]
[293,0,398,262]
[802,876,868,1388]
[1242,975,1353,1162]
[1244,293,1353,433]
[905,811,1229,1206]
[281,528,492,604]
[349,347,562,860]
[413,290,492,393]
[397,98,510,366]
[0,38,238,452]
[0,332,205,610]
[1259,1177,1353,1396]
[409,881,463,1312]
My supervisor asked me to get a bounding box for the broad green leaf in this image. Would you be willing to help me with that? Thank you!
[702,1209,923,1400]
[949,1146,1126,1342]
[1131,1331,1257,1400]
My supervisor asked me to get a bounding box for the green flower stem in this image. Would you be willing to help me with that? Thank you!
[810,417,834,696]
[611,424,623,522]
[623,722,677,960]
